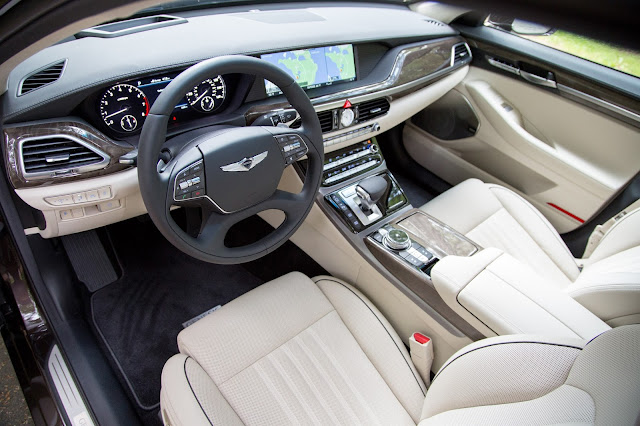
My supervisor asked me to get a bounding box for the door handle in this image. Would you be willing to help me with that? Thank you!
[520,70,557,88]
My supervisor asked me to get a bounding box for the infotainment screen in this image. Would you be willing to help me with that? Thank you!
[262,44,356,96]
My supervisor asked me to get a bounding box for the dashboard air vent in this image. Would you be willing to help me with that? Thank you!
[317,110,335,133]
[423,19,446,27]
[18,60,66,96]
[452,43,471,66]
[357,98,390,122]
[21,137,108,176]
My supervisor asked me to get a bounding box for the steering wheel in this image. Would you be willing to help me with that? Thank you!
[137,56,323,264]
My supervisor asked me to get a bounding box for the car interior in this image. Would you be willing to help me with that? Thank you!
[0,0,639,425]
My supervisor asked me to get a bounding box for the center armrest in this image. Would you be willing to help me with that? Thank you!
[431,248,610,340]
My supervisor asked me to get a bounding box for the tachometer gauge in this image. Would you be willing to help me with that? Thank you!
[186,76,226,113]
[99,84,149,133]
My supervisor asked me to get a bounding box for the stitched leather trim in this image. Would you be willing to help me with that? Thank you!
[433,340,583,382]
[183,357,214,426]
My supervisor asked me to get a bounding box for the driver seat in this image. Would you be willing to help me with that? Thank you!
[160,272,640,425]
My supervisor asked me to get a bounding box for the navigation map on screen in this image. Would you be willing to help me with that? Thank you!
[262,44,356,96]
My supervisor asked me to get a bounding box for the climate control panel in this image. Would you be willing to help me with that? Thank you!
[322,139,382,186]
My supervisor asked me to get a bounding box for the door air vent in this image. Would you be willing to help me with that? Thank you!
[451,43,472,66]
[357,98,390,122]
[20,136,109,178]
[317,110,335,133]
[18,60,66,96]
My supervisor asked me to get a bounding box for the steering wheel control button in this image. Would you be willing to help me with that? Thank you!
[383,229,411,251]
[174,160,206,201]
[276,134,308,165]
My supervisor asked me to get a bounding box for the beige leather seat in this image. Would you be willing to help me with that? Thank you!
[421,178,640,326]
[160,272,640,425]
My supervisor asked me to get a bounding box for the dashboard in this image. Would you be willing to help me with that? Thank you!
[1,2,472,238]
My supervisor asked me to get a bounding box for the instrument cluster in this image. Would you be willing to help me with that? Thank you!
[96,71,228,134]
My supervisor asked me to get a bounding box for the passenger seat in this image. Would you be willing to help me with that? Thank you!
[420,178,640,326]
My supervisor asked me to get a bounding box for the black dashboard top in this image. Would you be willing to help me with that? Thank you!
[2,2,456,124]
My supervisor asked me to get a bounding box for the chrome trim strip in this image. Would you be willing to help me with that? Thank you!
[48,345,96,426]
[557,83,640,123]
[18,134,110,180]
[487,56,520,75]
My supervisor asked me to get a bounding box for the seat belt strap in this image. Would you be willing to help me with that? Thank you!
[583,199,640,258]
[409,332,434,387]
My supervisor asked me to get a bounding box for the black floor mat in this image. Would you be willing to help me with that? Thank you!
[90,215,326,415]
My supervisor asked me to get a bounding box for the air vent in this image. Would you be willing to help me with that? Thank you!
[21,136,108,178]
[18,60,66,96]
[357,98,390,122]
[486,56,520,74]
[423,19,446,27]
[452,43,471,66]
[317,110,334,133]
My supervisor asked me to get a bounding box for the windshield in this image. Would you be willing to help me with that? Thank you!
[135,0,416,16]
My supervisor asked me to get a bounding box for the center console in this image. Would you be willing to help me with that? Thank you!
[314,137,608,344]
[314,138,485,340]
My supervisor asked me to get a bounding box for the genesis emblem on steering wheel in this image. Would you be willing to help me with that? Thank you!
[220,151,268,172]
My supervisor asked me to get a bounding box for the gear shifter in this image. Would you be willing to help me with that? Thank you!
[356,175,389,214]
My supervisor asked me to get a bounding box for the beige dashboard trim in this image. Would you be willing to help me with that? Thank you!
[16,168,146,238]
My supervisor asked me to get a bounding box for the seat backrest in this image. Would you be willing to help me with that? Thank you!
[586,207,640,263]
[566,324,640,425]
[419,325,640,426]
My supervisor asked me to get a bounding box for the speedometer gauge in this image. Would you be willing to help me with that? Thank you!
[99,84,149,133]
[186,76,226,113]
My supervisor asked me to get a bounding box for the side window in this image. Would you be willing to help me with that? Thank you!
[484,15,640,78]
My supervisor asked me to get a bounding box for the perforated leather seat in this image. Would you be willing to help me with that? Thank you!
[421,178,640,326]
[160,272,640,425]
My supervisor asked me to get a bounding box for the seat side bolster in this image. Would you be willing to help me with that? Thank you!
[313,275,427,423]
[586,208,640,263]
[421,335,585,420]
[160,354,243,426]
[569,246,640,324]
[488,184,580,281]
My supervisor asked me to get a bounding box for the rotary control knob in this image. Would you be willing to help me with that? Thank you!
[383,229,412,251]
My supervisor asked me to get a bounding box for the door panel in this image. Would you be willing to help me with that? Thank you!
[404,35,640,233]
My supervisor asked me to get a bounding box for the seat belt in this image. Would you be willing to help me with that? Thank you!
[583,199,640,258]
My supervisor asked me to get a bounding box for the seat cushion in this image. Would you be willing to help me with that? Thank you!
[420,179,580,287]
[161,272,426,425]
[420,325,640,426]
